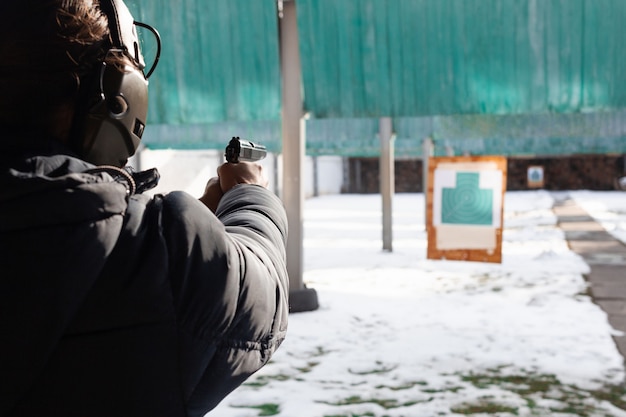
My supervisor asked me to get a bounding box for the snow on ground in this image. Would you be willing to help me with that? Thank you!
[212,190,626,417]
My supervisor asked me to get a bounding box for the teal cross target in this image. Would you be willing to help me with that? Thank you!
[441,172,493,225]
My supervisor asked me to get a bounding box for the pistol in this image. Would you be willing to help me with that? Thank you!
[225,137,267,163]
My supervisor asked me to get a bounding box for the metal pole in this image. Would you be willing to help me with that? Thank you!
[422,137,434,214]
[280,0,318,312]
[379,117,394,252]
[312,156,319,197]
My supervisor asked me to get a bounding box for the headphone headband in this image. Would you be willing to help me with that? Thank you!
[98,0,146,70]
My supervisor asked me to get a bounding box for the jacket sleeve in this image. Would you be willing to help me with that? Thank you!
[160,185,289,416]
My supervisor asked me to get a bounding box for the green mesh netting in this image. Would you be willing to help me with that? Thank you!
[126,0,281,126]
[303,112,626,158]
[125,0,626,156]
[297,0,626,118]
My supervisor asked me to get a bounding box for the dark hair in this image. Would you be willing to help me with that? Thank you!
[0,1,128,137]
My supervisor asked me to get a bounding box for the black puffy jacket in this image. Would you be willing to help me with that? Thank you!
[0,146,289,417]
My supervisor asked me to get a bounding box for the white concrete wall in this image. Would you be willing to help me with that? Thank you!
[304,156,344,197]
[129,149,344,199]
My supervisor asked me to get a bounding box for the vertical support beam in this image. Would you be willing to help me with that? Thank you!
[355,159,362,192]
[312,156,319,197]
[280,0,318,312]
[342,157,350,193]
[380,117,394,252]
[422,137,434,214]
[273,154,280,197]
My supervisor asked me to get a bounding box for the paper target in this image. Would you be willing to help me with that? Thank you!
[427,156,507,264]
[441,172,493,225]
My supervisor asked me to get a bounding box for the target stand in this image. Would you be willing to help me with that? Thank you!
[426,156,507,263]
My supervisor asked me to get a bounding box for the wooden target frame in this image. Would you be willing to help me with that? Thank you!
[426,156,507,263]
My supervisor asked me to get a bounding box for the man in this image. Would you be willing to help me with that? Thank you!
[0,1,289,416]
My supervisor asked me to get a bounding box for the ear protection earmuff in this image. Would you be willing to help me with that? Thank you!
[74,0,160,167]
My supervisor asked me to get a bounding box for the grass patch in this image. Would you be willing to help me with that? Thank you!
[319,395,429,409]
[461,371,559,395]
[247,360,320,388]
[456,369,626,416]
[348,361,397,375]
[451,399,518,415]
[312,345,333,357]
[375,380,428,391]
[231,403,280,416]
[295,360,320,373]
[243,373,292,388]
[240,367,626,416]
[592,383,626,409]
[421,385,464,394]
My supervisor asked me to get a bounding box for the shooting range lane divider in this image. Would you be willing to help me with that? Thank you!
[553,196,626,360]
